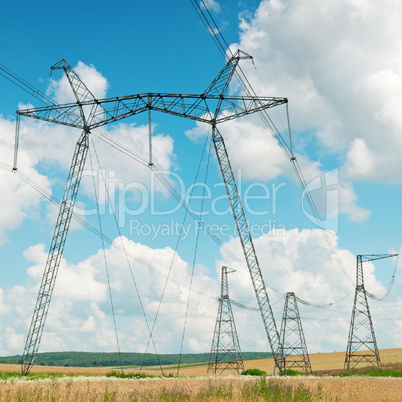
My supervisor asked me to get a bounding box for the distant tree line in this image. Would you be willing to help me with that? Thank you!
[0,351,272,368]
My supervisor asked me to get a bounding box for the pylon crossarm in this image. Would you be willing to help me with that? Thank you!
[360,254,398,263]
[17,93,287,129]
[17,104,84,129]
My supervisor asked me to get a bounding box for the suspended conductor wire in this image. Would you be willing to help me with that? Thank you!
[4,44,353,305]
[291,158,353,287]
[91,126,284,294]
[191,0,357,294]
[365,254,399,301]
[196,0,293,151]
[11,117,352,307]
[177,134,213,375]
[230,299,259,311]
[189,0,233,60]
[89,136,165,374]
[92,109,354,306]
[233,45,354,288]
[231,295,287,311]
[0,63,56,107]
[2,53,283,297]
[92,129,150,167]
[216,0,239,40]
[94,129,287,298]
[88,144,124,373]
[12,166,216,301]
[141,130,212,367]
[231,290,354,310]
[1,46,288,302]
[296,291,353,309]
[92,127,251,296]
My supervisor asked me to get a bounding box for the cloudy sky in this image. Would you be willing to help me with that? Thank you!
[1,0,402,365]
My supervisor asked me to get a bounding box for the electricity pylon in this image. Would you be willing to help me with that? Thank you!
[18,60,98,376]
[208,266,244,374]
[279,292,312,374]
[344,254,396,370]
[17,50,287,374]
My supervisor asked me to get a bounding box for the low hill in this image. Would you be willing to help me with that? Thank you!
[0,351,272,368]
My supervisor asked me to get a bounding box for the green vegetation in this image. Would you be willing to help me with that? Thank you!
[364,368,402,377]
[241,368,267,376]
[242,377,314,401]
[334,368,402,378]
[0,351,272,368]
[337,371,353,377]
[283,368,303,376]
[0,372,67,381]
[106,371,164,379]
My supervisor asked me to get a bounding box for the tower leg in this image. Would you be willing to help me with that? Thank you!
[21,130,89,375]
[212,126,285,374]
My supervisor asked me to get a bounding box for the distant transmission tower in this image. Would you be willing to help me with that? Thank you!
[344,254,395,370]
[279,292,312,374]
[208,266,244,375]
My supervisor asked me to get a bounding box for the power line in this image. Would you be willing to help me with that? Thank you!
[88,145,124,373]
[12,168,217,300]
[0,63,56,106]
[189,0,386,300]
[89,137,165,374]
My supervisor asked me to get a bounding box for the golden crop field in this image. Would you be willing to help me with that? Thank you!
[0,348,402,401]
[0,376,402,401]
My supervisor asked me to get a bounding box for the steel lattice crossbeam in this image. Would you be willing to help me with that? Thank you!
[17,93,286,129]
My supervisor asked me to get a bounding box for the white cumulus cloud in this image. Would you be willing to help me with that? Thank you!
[234,0,402,183]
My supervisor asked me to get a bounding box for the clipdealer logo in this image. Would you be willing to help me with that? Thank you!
[301,168,339,233]
[74,168,288,226]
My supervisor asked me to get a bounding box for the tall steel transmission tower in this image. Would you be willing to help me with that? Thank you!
[18,60,102,376]
[16,50,288,375]
[208,266,244,374]
[344,254,396,370]
[279,292,312,374]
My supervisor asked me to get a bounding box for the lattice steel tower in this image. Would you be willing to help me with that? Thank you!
[208,266,244,375]
[16,50,287,375]
[344,254,394,370]
[279,292,312,374]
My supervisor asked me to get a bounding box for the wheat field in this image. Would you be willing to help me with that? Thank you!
[0,349,401,401]
[0,376,401,401]
[1,348,399,376]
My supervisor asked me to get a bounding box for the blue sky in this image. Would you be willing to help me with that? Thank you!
[1,0,402,361]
